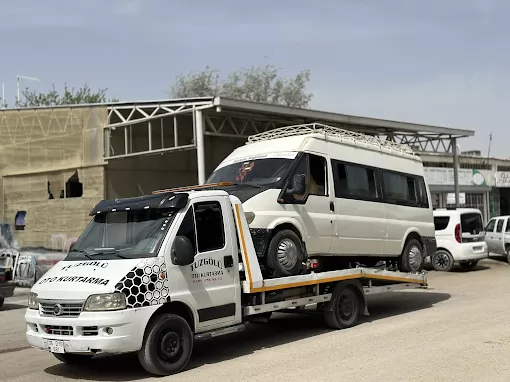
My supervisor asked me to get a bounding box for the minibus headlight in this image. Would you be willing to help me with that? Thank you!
[84,293,127,312]
[245,212,255,224]
[27,292,39,310]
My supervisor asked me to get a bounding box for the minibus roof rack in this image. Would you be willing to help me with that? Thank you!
[247,122,419,158]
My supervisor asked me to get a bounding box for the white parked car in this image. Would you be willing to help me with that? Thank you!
[431,208,488,272]
[207,123,437,277]
[483,215,510,262]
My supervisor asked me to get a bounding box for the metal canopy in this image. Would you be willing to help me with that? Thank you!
[103,96,475,205]
[103,96,474,160]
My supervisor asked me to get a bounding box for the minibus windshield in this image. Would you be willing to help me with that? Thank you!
[208,157,294,187]
[65,208,176,261]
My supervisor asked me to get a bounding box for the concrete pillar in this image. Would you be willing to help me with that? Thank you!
[452,138,460,207]
[195,109,206,185]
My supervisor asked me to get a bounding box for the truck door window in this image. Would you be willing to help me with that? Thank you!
[496,219,504,233]
[506,219,510,233]
[485,219,496,232]
[194,202,226,253]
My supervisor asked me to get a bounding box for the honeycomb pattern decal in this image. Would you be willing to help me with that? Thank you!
[115,257,170,309]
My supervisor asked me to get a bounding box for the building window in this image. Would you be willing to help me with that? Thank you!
[14,211,26,231]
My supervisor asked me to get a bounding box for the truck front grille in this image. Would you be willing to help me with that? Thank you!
[42,325,74,336]
[39,300,84,317]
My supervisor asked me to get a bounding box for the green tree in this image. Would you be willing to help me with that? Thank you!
[170,64,313,108]
[15,83,118,108]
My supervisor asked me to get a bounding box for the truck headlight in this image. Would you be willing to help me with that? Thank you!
[245,212,255,224]
[27,292,39,310]
[84,293,127,312]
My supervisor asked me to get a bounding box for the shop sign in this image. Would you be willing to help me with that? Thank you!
[424,168,492,187]
[495,172,510,188]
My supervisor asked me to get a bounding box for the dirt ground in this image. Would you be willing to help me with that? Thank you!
[1,258,509,382]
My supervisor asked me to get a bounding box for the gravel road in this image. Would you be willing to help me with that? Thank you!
[1,258,509,382]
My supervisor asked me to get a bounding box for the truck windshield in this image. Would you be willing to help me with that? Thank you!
[207,157,293,187]
[65,209,176,261]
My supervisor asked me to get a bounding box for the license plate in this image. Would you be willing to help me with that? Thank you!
[43,339,65,354]
[473,246,483,252]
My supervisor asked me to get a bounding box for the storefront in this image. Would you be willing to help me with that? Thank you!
[424,167,493,223]
[495,171,510,216]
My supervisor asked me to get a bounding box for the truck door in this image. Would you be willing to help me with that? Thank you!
[168,197,237,330]
[492,218,506,255]
[484,218,497,253]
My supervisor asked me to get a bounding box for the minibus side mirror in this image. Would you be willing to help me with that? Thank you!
[171,236,195,266]
[286,174,306,196]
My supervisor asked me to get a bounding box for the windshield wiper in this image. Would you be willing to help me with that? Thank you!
[230,182,263,189]
[89,248,129,259]
[70,248,128,260]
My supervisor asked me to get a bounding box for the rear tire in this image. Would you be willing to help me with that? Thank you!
[324,285,360,329]
[0,297,4,309]
[399,238,424,273]
[137,314,193,376]
[53,353,93,364]
[432,250,455,272]
[459,260,478,271]
[267,229,305,277]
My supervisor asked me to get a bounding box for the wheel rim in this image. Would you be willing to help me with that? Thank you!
[433,251,451,271]
[408,245,423,271]
[338,293,355,321]
[277,238,299,271]
[157,329,183,364]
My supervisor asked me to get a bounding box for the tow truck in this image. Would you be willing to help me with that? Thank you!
[24,184,429,376]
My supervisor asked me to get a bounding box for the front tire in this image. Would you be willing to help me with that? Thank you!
[267,229,305,277]
[138,314,194,376]
[399,238,424,273]
[432,250,455,272]
[324,284,360,329]
[506,246,510,263]
[0,297,4,309]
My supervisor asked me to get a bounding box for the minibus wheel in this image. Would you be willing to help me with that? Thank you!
[267,229,305,277]
[138,313,193,376]
[399,238,424,273]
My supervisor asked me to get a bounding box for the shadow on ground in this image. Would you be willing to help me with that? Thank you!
[0,303,26,312]
[44,290,449,381]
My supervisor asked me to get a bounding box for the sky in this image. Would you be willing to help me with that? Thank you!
[1,0,509,156]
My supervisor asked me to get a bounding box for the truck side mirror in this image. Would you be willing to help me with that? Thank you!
[286,174,306,196]
[171,236,195,266]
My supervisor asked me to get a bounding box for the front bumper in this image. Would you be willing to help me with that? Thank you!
[25,305,158,355]
[0,282,15,299]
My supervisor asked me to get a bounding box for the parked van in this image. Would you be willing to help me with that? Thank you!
[207,123,436,277]
[431,208,488,271]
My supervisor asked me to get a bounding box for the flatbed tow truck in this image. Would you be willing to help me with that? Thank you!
[24,184,428,376]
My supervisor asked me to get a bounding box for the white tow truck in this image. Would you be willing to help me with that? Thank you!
[25,184,429,376]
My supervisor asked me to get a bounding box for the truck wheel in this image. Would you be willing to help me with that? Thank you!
[459,260,478,271]
[324,284,360,329]
[0,298,4,309]
[267,229,305,277]
[399,238,424,273]
[53,353,93,364]
[506,247,510,263]
[432,250,455,272]
[138,314,193,376]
